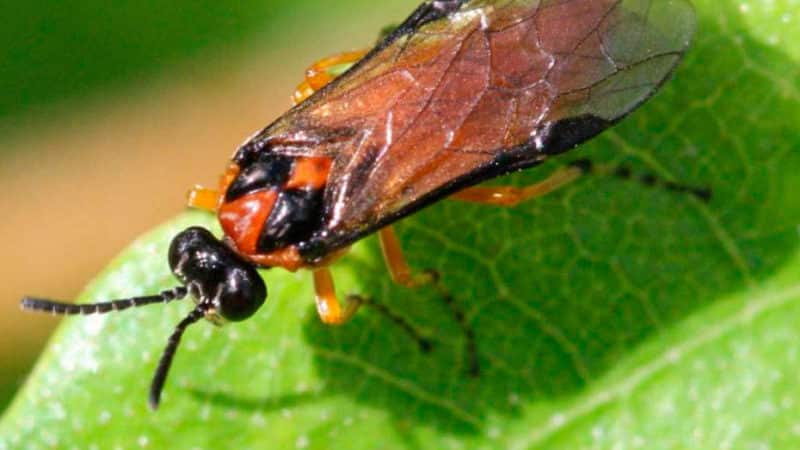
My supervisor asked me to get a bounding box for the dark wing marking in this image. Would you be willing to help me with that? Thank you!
[241,0,695,256]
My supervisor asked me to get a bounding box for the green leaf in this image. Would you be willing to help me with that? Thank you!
[3,1,800,448]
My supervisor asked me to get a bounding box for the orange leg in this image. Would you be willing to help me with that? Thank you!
[313,268,363,325]
[292,50,368,104]
[186,163,240,212]
[314,263,432,350]
[187,186,220,212]
[452,159,712,206]
[378,225,479,375]
[450,164,584,206]
[378,226,437,288]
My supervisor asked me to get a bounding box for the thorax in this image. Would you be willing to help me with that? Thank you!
[216,149,338,271]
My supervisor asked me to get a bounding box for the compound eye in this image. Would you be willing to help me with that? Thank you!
[216,265,267,322]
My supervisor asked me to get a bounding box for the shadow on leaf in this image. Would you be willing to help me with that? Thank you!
[187,388,324,412]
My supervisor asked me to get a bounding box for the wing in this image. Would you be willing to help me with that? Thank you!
[243,0,696,253]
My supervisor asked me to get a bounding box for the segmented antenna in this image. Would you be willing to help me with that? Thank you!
[149,306,206,410]
[20,287,188,315]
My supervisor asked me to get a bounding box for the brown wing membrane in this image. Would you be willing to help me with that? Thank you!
[243,0,695,256]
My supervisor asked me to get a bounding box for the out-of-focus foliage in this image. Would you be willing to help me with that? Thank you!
[0,0,387,130]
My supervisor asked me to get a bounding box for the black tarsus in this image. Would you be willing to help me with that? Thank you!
[361,269,478,375]
[149,306,206,410]
[425,269,480,377]
[614,166,632,179]
[360,296,434,353]
[567,157,593,174]
[20,287,188,315]
[567,158,712,202]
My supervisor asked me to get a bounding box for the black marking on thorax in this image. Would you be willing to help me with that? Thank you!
[258,189,324,253]
[226,153,293,202]
[224,151,327,254]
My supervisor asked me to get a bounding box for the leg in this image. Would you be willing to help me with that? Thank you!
[450,164,584,206]
[360,298,433,352]
[187,186,220,212]
[313,268,363,325]
[289,24,400,104]
[451,159,711,207]
[378,226,480,375]
[293,50,368,104]
[186,163,241,212]
[314,266,431,350]
[378,227,437,288]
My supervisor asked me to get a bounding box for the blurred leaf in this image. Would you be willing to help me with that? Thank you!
[0,0,403,130]
[2,0,800,448]
[2,0,267,121]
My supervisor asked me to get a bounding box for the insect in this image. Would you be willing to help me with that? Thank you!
[22,0,700,409]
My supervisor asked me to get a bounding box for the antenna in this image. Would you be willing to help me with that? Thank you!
[20,287,189,315]
[21,285,202,410]
[148,306,206,410]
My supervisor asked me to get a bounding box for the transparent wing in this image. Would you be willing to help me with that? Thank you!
[245,0,696,248]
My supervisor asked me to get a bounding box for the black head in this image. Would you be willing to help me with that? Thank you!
[169,226,267,322]
[20,226,268,410]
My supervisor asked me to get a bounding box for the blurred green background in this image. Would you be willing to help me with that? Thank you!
[0,0,416,412]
